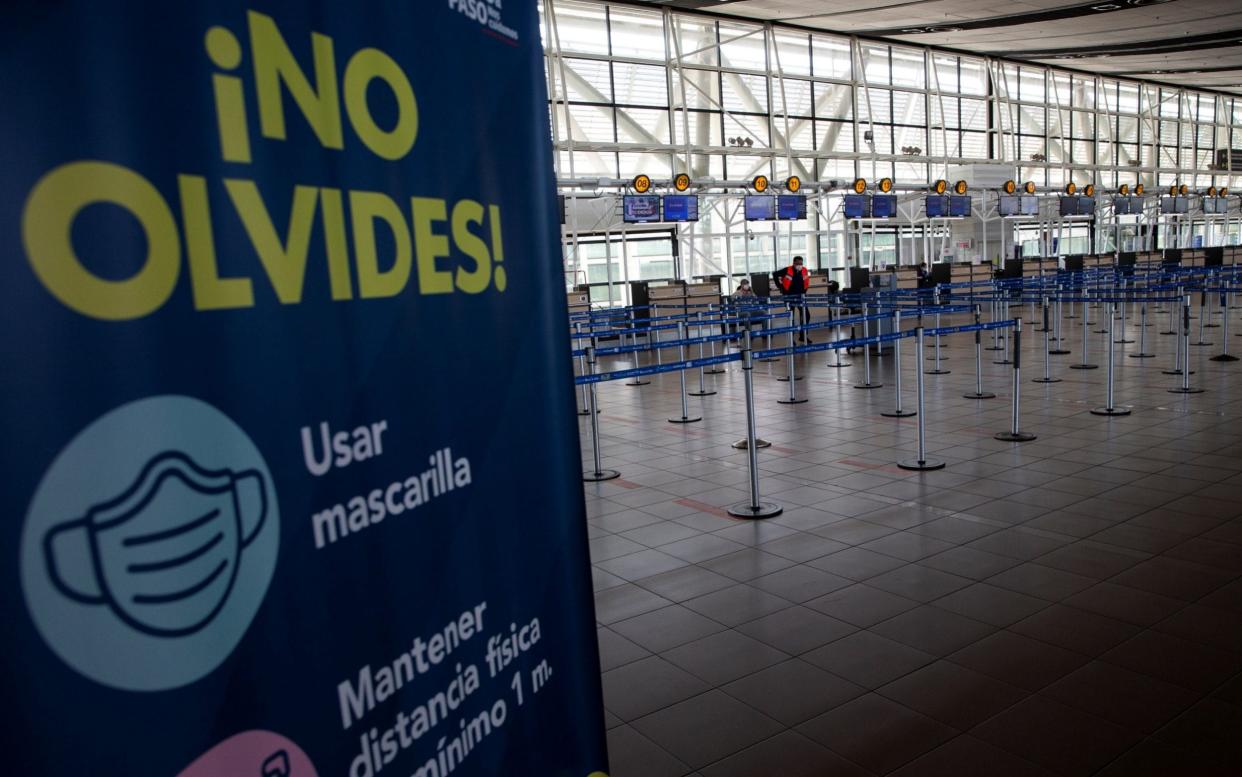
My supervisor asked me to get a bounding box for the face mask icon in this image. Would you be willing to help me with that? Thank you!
[262,750,290,777]
[43,450,268,637]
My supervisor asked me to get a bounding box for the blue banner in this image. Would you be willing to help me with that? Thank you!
[0,3,606,776]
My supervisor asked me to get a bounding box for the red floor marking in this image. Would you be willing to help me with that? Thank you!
[838,458,883,469]
[770,446,801,454]
[613,479,642,489]
[604,415,639,425]
[674,498,738,520]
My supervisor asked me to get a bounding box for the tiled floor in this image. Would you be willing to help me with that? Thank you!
[579,300,1242,776]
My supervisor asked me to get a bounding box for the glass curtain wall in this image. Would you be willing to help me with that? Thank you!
[542,0,1242,293]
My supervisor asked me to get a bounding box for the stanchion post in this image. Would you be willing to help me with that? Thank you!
[625,311,651,386]
[1130,300,1154,358]
[1091,303,1132,415]
[828,295,851,368]
[1211,287,1238,362]
[1170,295,1206,394]
[1192,290,1212,346]
[899,328,945,470]
[882,311,915,416]
[926,291,949,374]
[582,344,620,482]
[995,320,1037,442]
[728,330,783,519]
[575,322,594,415]
[855,303,882,389]
[1034,296,1061,383]
[964,305,996,399]
[1050,286,1070,354]
[669,322,702,423]
[1071,289,1098,370]
[778,310,808,405]
[777,304,803,384]
[689,311,717,396]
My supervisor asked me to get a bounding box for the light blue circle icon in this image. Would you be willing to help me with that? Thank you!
[20,395,279,691]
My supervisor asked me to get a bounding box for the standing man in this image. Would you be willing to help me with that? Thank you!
[778,255,812,342]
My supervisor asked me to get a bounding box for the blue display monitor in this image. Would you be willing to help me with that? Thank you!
[1021,195,1039,215]
[1175,196,1190,213]
[776,194,807,220]
[1113,197,1131,215]
[744,195,776,220]
[925,195,949,217]
[871,195,897,218]
[622,194,661,223]
[998,195,1020,216]
[1160,196,1176,214]
[844,194,871,219]
[949,195,971,217]
[1204,197,1218,214]
[661,194,699,222]
[1058,196,1077,217]
[1077,197,1096,216]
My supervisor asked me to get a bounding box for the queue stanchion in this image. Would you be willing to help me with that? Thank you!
[1071,290,1098,370]
[882,310,915,417]
[1204,285,1220,328]
[986,297,1004,350]
[995,319,1037,442]
[1129,301,1155,358]
[1160,286,1180,335]
[994,295,1013,365]
[1163,302,1188,376]
[1115,284,1134,344]
[1169,295,1206,394]
[926,292,950,375]
[760,303,780,362]
[1034,296,1061,384]
[727,330,783,519]
[581,344,620,482]
[964,305,996,399]
[827,296,851,368]
[688,311,717,396]
[899,327,945,471]
[776,304,804,383]
[1091,303,1132,416]
[625,311,651,387]
[1050,286,1070,354]
[705,303,726,375]
[668,322,702,424]
[855,303,883,389]
[1192,290,1212,346]
[1211,288,1238,362]
[778,312,808,406]
[575,323,594,415]
[732,313,771,450]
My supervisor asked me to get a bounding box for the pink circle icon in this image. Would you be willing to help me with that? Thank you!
[177,730,317,777]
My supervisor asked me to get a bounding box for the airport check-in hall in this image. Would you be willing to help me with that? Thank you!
[4,1,1242,776]
[557,0,1242,775]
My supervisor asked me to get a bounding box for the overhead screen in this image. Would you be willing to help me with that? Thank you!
[843,194,870,219]
[870,195,896,218]
[925,196,949,217]
[1021,195,1039,215]
[949,195,971,217]
[1114,197,1132,215]
[998,195,1020,216]
[661,194,699,222]
[1059,196,1077,217]
[1077,196,1096,216]
[622,194,661,223]
[744,194,776,220]
[776,194,807,220]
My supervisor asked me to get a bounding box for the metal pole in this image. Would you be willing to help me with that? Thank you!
[856,303,882,389]
[1071,289,1098,369]
[964,305,996,399]
[1204,284,1219,327]
[828,296,851,368]
[995,319,1037,441]
[899,327,944,470]
[626,310,651,386]
[1130,302,1154,358]
[1050,286,1070,354]
[1170,295,1206,394]
[777,305,803,384]
[705,303,725,374]
[927,293,949,374]
[1211,287,1238,362]
[1034,296,1060,383]
[1161,285,1180,335]
[1192,290,1212,346]
[669,322,702,423]
[689,311,716,396]
[1116,285,1133,343]
[582,344,619,481]
[728,330,783,519]
[1092,303,1131,415]
[779,307,808,405]
[986,295,1004,350]
[576,322,593,415]
[883,311,914,416]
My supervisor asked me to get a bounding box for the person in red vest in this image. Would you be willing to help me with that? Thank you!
[778,255,812,342]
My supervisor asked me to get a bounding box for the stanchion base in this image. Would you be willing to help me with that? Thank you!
[993,359,1013,365]
[688,390,718,396]
[759,357,781,363]
[1210,354,1240,362]
[1049,349,1071,355]
[881,409,917,418]
[963,391,996,399]
[1090,406,1132,416]
[1191,342,1213,347]
[732,437,771,450]
[778,397,809,405]
[984,346,1004,351]
[704,368,726,375]
[626,380,651,387]
[1114,339,1135,344]
[854,382,884,390]
[1033,377,1062,383]
[727,502,783,520]
[925,356,949,361]
[776,375,805,382]
[1205,324,1220,329]
[578,409,601,415]
[583,469,621,482]
[826,361,852,368]
[995,431,1037,442]
[668,416,702,424]
[898,458,945,471]
[925,369,951,375]
[1161,369,1194,376]
[1069,364,1099,370]
[1128,353,1156,359]
[1167,387,1205,394]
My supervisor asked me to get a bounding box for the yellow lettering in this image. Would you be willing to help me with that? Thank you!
[342,48,418,160]
[180,175,254,310]
[451,199,490,294]
[206,26,251,163]
[249,10,343,149]
[320,187,353,300]
[489,204,506,291]
[224,179,318,303]
[350,191,411,298]
[411,197,452,295]
[22,161,180,321]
